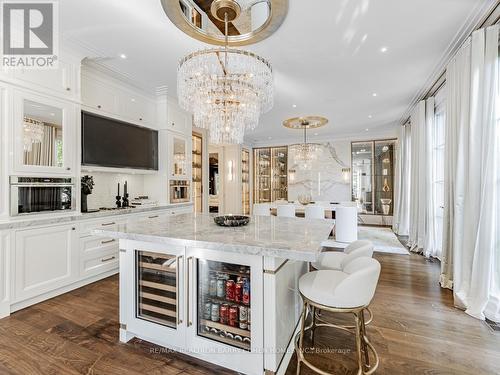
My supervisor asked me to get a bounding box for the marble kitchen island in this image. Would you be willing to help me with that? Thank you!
[94,213,334,375]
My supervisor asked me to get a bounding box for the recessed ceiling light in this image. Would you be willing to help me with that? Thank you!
[131,98,136,102]
[368,115,372,119]
[365,128,369,131]
[268,136,272,140]
[380,47,388,53]
[119,53,127,59]
[292,104,297,108]
[372,93,377,97]
[314,133,318,136]
[50,112,55,116]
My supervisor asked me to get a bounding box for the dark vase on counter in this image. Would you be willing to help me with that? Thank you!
[81,175,94,213]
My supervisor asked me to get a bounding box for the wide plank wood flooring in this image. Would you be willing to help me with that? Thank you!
[0,253,499,374]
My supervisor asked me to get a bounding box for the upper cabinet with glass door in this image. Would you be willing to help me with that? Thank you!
[12,90,76,175]
[169,134,190,179]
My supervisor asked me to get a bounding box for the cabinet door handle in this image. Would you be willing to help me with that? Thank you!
[176,255,183,326]
[101,256,116,262]
[66,87,71,91]
[66,167,71,171]
[101,222,116,226]
[186,256,193,327]
[148,215,159,219]
[101,239,116,244]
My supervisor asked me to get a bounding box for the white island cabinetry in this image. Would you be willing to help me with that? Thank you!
[95,213,334,375]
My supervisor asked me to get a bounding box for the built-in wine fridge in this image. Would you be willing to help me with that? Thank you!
[136,250,179,328]
[197,259,252,351]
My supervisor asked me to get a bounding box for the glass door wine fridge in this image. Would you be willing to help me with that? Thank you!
[186,248,263,374]
[119,243,185,349]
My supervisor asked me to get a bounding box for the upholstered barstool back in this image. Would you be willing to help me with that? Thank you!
[305,205,324,220]
[312,241,374,271]
[277,204,296,218]
[344,240,373,254]
[253,203,271,216]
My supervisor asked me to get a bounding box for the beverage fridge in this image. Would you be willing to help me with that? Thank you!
[197,259,252,350]
[185,248,263,374]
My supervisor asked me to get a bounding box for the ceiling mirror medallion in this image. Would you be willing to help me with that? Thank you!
[161,0,288,46]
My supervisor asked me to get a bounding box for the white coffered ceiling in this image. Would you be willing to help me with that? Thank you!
[61,0,494,143]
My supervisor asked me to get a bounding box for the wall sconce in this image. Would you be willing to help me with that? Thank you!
[342,168,351,182]
[288,169,296,182]
[228,160,234,182]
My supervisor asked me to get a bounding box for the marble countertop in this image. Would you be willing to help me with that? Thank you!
[93,213,335,262]
[0,203,193,230]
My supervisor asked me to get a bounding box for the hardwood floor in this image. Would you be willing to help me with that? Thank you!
[0,253,499,375]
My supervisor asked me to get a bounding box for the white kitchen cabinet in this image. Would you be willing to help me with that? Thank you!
[11,59,79,101]
[0,231,11,318]
[14,224,78,303]
[81,66,157,128]
[0,56,81,102]
[120,241,186,350]
[11,89,77,175]
[118,93,156,126]
[167,100,191,135]
[81,76,118,115]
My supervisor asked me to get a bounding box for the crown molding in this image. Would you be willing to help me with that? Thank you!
[399,0,498,124]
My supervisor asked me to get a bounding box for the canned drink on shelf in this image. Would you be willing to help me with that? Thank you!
[216,279,225,298]
[242,278,250,305]
[239,305,248,327]
[209,278,217,297]
[228,305,238,327]
[203,302,212,319]
[226,280,235,301]
[220,303,229,324]
[211,303,220,322]
[235,281,243,303]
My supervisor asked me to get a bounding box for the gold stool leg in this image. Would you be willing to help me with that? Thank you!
[296,301,307,375]
[360,310,370,371]
[354,312,364,375]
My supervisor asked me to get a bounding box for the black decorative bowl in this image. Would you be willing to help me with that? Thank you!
[214,215,250,227]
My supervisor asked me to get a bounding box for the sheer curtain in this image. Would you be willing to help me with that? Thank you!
[408,101,426,251]
[440,25,499,321]
[393,124,410,236]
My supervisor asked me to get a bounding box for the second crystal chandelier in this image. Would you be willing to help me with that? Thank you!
[177,0,273,144]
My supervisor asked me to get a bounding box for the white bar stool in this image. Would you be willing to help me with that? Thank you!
[295,257,381,375]
[305,205,325,220]
[253,203,271,216]
[277,204,296,218]
[311,240,374,271]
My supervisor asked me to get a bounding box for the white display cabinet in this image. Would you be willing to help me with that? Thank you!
[10,89,77,176]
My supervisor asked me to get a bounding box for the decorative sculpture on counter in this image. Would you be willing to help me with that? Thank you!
[116,182,122,208]
[122,180,129,207]
[81,175,94,213]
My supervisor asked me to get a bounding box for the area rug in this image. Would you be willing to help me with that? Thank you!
[357,226,409,255]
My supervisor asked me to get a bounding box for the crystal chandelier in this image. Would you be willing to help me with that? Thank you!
[23,116,45,151]
[284,116,328,169]
[177,0,273,144]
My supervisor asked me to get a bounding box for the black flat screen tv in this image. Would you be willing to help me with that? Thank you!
[81,111,158,170]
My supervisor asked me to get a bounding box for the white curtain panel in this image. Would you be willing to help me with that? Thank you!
[408,101,426,251]
[408,98,442,258]
[441,38,471,289]
[392,124,411,235]
[441,25,499,321]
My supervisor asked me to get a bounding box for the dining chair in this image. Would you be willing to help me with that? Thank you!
[304,205,324,220]
[277,204,296,218]
[253,203,271,216]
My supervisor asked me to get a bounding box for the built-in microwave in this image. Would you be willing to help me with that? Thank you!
[10,176,76,216]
